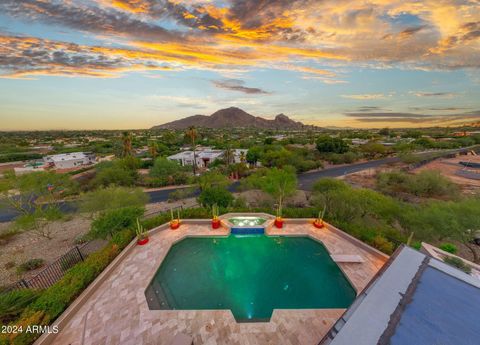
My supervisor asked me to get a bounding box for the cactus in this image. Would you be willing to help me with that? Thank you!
[135,218,147,240]
[212,204,219,220]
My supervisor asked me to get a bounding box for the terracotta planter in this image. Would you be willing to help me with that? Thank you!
[170,221,180,230]
[313,220,325,229]
[137,237,149,245]
[274,218,284,228]
[212,219,221,229]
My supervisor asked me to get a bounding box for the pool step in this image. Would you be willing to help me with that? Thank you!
[331,254,365,263]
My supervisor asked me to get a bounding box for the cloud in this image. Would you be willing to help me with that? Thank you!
[412,91,456,98]
[1,0,480,79]
[409,106,470,111]
[0,0,184,42]
[344,110,480,124]
[356,106,385,112]
[212,79,270,94]
[0,35,172,78]
[341,94,386,100]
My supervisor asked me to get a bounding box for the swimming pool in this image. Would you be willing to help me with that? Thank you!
[145,235,356,322]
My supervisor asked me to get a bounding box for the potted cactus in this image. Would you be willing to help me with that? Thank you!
[274,204,284,228]
[136,218,149,245]
[211,204,221,229]
[170,209,180,230]
[313,206,326,229]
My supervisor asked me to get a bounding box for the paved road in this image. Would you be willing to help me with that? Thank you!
[297,157,399,190]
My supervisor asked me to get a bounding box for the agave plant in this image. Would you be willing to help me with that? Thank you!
[276,203,282,219]
[135,218,147,240]
[212,203,219,220]
[318,205,326,221]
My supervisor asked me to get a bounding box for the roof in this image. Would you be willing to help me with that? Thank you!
[45,152,92,162]
[321,246,480,345]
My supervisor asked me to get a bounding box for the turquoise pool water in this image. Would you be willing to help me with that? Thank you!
[146,235,356,322]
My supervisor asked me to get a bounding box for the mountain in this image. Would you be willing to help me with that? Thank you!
[151,107,309,130]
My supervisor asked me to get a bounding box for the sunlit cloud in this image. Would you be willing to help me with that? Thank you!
[341,94,386,100]
[1,0,479,80]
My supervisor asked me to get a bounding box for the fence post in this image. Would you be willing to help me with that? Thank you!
[20,279,29,289]
[76,246,85,261]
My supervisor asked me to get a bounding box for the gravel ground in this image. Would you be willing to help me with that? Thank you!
[0,216,92,286]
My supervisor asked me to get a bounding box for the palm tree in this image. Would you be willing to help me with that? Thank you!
[224,147,234,167]
[148,141,158,159]
[121,131,133,157]
[185,126,198,174]
[239,150,246,164]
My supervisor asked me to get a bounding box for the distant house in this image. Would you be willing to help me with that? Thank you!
[350,138,369,145]
[167,147,249,168]
[167,148,224,168]
[321,245,480,345]
[43,152,96,170]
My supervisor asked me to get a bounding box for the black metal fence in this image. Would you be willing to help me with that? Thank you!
[1,241,103,295]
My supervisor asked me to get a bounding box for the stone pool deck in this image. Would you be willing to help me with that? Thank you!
[41,220,387,345]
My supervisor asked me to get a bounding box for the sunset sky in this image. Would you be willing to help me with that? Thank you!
[1,0,479,130]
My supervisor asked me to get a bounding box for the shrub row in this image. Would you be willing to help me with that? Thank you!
[0,228,135,345]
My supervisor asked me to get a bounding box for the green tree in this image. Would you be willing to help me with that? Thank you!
[259,166,297,216]
[360,142,387,159]
[89,206,144,239]
[185,126,198,175]
[198,187,234,208]
[121,131,133,157]
[91,158,139,188]
[149,157,182,185]
[148,141,158,159]
[79,186,148,217]
[316,136,349,154]
[246,146,262,167]
[197,171,230,191]
[0,171,78,238]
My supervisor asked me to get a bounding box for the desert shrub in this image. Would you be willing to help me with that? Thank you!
[399,152,422,164]
[377,170,459,199]
[16,259,45,274]
[316,136,349,154]
[377,171,412,195]
[312,178,349,194]
[407,170,459,198]
[198,187,234,208]
[439,243,457,254]
[90,158,139,188]
[197,171,230,191]
[0,289,40,324]
[372,235,394,254]
[443,256,472,274]
[326,151,360,164]
[168,187,196,201]
[89,207,144,239]
[79,186,148,215]
[149,157,183,183]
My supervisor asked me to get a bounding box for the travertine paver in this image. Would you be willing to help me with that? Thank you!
[49,221,386,345]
